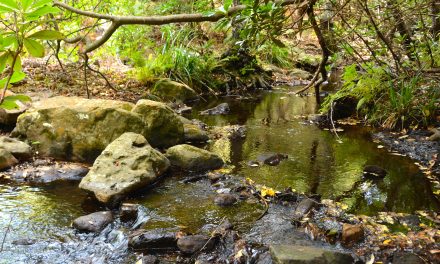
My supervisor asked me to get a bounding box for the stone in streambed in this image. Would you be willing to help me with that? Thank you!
[0,136,32,160]
[184,123,209,143]
[120,203,140,222]
[12,163,88,183]
[79,133,170,204]
[214,193,237,207]
[166,144,223,172]
[11,96,183,162]
[292,198,317,224]
[150,79,198,103]
[0,149,18,170]
[177,235,215,254]
[72,211,113,232]
[200,103,230,115]
[270,245,354,264]
[256,153,288,166]
[341,224,364,247]
[128,229,177,251]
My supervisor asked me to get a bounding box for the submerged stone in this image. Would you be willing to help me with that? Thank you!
[269,245,354,264]
[79,133,170,204]
[214,193,237,207]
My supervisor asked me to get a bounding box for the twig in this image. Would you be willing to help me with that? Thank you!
[86,63,117,91]
[330,101,343,143]
[0,213,15,252]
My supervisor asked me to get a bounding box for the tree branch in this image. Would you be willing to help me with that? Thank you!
[54,0,301,53]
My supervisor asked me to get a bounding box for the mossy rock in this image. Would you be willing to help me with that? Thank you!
[166,144,223,172]
[150,79,198,103]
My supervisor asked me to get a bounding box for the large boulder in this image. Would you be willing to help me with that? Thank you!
[150,79,198,103]
[0,136,32,160]
[79,133,170,204]
[11,96,183,162]
[166,144,224,172]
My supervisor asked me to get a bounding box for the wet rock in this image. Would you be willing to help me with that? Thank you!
[0,149,18,170]
[214,194,237,206]
[151,79,198,103]
[177,235,215,254]
[210,125,246,139]
[79,133,170,204]
[120,203,139,222]
[392,252,426,264]
[0,97,29,128]
[128,229,177,251]
[256,153,288,166]
[12,163,89,183]
[72,211,113,232]
[12,238,37,245]
[166,144,223,172]
[363,165,387,178]
[12,96,183,162]
[255,251,273,264]
[141,255,159,264]
[0,136,32,160]
[292,198,317,223]
[200,103,230,115]
[184,124,209,143]
[269,245,354,264]
[341,224,364,246]
[176,106,193,114]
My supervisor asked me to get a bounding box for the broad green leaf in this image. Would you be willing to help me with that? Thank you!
[0,71,25,87]
[224,0,233,11]
[24,38,44,57]
[2,36,17,50]
[31,0,52,9]
[0,4,13,13]
[25,5,60,20]
[12,54,21,71]
[356,97,367,110]
[0,94,31,110]
[22,0,33,11]
[0,52,9,72]
[0,0,18,11]
[28,30,64,40]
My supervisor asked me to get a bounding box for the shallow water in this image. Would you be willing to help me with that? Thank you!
[0,86,438,263]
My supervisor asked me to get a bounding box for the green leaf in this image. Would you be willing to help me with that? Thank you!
[0,52,9,72]
[224,0,233,11]
[24,38,44,57]
[2,36,18,50]
[22,0,33,10]
[0,4,13,13]
[28,30,64,40]
[0,0,19,11]
[31,0,52,9]
[356,97,367,110]
[0,94,31,110]
[0,71,25,87]
[25,5,60,20]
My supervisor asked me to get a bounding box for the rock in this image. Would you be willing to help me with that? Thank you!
[132,100,184,148]
[128,229,177,251]
[120,203,140,222]
[12,163,88,183]
[72,211,113,232]
[11,96,183,162]
[177,235,215,254]
[428,128,440,141]
[184,124,209,143]
[0,136,32,160]
[176,106,192,114]
[151,79,198,103]
[392,252,426,264]
[11,238,38,245]
[363,165,387,178]
[0,94,30,128]
[289,68,312,80]
[0,149,18,170]
[166,144,224,172]
[270,245,354,264]
[256,153,288,166]
[398,215,420,228]
[214,193,237,207]
[141,255,159,264]
[79,133,170,204]
[292,198,316,223]
[200,103,230,115]
[341,224,364,246]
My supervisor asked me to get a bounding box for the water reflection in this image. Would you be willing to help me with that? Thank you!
[190,87,439,215]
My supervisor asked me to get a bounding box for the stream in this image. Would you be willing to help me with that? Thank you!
[0,86,438,263]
